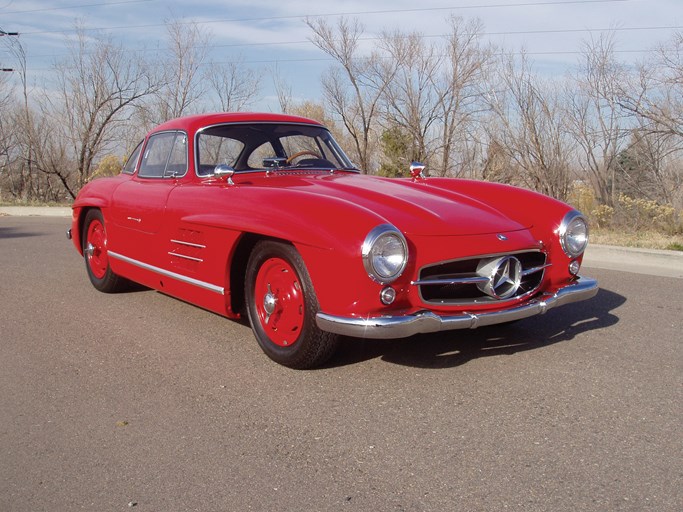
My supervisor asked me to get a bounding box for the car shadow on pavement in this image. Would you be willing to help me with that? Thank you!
[328,288,625,369]
[0,225,47,239]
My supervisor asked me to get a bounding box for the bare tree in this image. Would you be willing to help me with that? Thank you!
[272,64,294,114]
[619,32,683,139]
[315,17,490,177]
[487,52,573,200]
[1,35,72,201]
[0,71,17,201]
[616,31,683,209]
[481,134,516,183]
[433,17,492,177]
[566,34,629,206]
[1,36,35,200]
[40,28,158,197]
[306,17,399,172]
[206,57,260,112]
[151,19,210,123]
[379,30,443,170]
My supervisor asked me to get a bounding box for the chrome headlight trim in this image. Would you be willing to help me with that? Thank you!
[559,210,589,257]
[362,224,408,284]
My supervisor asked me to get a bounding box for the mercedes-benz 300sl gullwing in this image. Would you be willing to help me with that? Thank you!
[69,112,598,368]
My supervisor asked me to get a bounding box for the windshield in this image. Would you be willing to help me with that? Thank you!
[196,123,355,176]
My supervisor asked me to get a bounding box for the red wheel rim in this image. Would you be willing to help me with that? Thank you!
[254,257,305,347]
[86,219,108,279]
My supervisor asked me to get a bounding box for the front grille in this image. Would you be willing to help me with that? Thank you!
[415,251,548,305]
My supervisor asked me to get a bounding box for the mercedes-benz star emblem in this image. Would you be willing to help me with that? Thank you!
[476,256,523,299]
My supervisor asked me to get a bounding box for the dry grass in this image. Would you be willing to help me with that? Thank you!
[590,229,683,251]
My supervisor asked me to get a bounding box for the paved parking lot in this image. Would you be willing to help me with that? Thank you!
[1,216,681,511]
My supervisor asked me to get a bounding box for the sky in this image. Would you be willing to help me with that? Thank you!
[1,0,682,111]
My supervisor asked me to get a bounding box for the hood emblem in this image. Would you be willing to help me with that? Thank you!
[497,234,508,241]
[476,256,523,299]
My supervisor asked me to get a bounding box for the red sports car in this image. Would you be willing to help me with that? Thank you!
[69,112,598,368]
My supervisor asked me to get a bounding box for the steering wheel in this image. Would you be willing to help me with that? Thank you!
[286,150,322,165]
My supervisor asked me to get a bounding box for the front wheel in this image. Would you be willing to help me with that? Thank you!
[82,209,126,293]
[244,241,339,369]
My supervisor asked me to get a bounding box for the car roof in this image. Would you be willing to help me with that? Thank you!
[151,112,325,135]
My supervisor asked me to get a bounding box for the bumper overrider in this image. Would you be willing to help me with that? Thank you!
[316,276,598,339]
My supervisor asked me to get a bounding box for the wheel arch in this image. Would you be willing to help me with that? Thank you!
[228,232,296,317]
[74,205,100,255]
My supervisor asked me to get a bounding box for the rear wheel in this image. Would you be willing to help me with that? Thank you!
[82,209,125,293]
[245,240,339,369]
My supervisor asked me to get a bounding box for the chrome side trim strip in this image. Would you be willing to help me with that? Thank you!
[316,276,598,339]
[168,252,204,263]
[170,239,206,249]
[109,251,224,295]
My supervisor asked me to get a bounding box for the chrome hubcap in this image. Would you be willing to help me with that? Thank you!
[263,284,277,322]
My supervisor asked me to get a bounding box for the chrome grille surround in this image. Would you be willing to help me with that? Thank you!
[413,250,549,305]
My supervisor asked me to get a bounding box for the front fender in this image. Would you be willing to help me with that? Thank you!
[174,185,390,257]
[70,177,128,255]
[166,184,396,316]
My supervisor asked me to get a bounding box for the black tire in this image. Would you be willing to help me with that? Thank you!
[82,209,126,293]
[244,240,339,369]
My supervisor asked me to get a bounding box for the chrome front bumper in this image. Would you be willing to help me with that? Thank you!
[316,276,599,339]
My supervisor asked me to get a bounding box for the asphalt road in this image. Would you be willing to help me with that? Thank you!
[1,216,681,512]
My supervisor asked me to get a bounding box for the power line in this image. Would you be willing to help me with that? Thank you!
[25,24,682,59]
[1,0,156,15]
[17,0,632,35]
[196,24,683,50]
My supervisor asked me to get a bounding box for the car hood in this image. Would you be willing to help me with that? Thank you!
[257,172,530,236]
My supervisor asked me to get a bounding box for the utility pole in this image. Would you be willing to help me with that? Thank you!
[1,28,19,71]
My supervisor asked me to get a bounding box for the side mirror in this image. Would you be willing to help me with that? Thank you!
[409,162,427,180]
[214,164,235,185]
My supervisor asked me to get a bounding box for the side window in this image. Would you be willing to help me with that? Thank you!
[122,141,143,175]
[138,132,187,178]
[165,133,188,177]
[197,134,244,175]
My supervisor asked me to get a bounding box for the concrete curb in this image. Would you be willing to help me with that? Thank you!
[583,244,683,278]
[2,206,681,278]
[0,206,72,217]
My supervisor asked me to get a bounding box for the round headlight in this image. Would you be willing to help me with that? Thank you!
[559,211,589,257]
[362,224,408,284]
